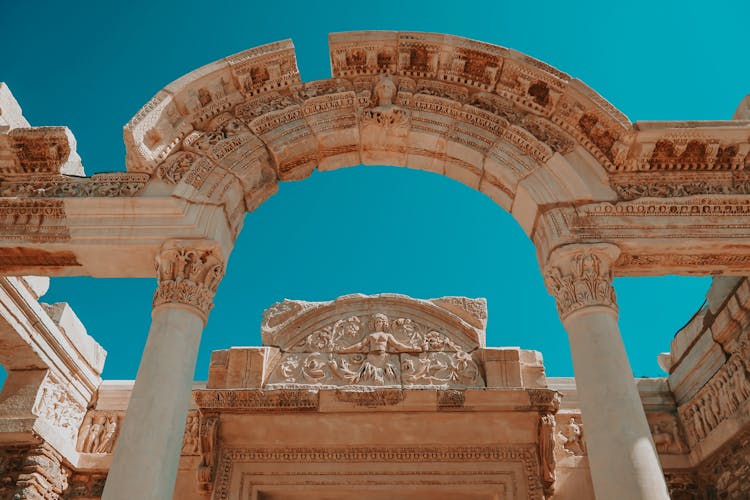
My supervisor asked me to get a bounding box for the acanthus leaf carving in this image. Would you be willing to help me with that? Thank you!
[152,239,225,322]
[543,244,619,320]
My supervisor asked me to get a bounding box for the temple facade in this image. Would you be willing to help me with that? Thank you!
[0,30,749,499]
[2,284,750,499]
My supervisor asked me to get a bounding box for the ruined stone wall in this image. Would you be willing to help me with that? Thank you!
[698,431,750,499]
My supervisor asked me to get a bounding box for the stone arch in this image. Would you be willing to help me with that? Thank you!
[124,32,626,248]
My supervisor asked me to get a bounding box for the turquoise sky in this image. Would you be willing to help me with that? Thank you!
[3,0,747,380]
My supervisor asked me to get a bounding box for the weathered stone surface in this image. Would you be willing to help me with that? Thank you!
[2,29,750,500]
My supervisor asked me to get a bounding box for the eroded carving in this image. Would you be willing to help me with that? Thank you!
[152,239,225,322]
[0,172,148,197]
[539,413,556,496]
[267,311,484,388]
[197,415,218,494]
[648,414,687,454]
[678,351,750,446]
[544,245,619,320]
[182,412,200,455]
[76,411,121,454]
[360,76,410,132]
[33,374,85,443]
[558,416,586,456]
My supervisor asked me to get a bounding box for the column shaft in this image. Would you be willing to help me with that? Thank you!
[102,239,224,500]
[102,307,202,499]
[565,307,669,499]
[545,244,669,500]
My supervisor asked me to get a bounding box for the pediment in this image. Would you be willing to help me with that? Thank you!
[260,294,488,389]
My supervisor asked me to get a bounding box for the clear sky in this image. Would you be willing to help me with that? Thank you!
[2,0,747,381]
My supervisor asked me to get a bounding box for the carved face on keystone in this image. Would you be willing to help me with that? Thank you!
[373,77,397,108]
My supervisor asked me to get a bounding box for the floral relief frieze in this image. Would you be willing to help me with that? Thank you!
[265,311,484,389]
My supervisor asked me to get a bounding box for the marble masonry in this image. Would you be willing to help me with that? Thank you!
[0,31,749,499]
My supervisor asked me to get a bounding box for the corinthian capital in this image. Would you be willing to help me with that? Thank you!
[543,243,621,321]
[152,239,225,323]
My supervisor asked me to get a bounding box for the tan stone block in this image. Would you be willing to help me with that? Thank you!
[480,348,522,388]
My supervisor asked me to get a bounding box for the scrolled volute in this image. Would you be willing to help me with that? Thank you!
[152,239,225,322]
[543,243,620,320]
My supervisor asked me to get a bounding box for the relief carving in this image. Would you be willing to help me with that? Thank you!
[6,128,74,174]
[155,151,199,185]
[360,76,410,133]
[558,416,586,456]
[182,412,200,455]
[539,413,556,497]
[33,374,85,443]
[0,199,70,242]
[0,172,148,197]
[197,415,219,494]
[334,389,405,406]
[267,311,484,388]
[152,239,225,322]
[648,414,687,454]
[678,351,750,446]
[76,411,121,454]
[193,389,319,411]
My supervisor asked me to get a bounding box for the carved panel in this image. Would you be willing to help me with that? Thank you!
[182,411,200,455]
[678,351,750,447]
[5,128,74,174]
[76,411,122,454]
[555,414,586,457]
[33,374,86,443]
[265,311,484,389]
[648,413,688,454]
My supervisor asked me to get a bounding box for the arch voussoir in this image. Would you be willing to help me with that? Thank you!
[4,31,750,277]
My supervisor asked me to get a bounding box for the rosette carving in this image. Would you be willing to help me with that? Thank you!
[152,240,225,322]
[543,244,620,320]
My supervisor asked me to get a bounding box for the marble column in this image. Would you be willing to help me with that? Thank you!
[102,240,224,500]
[544,243,669,500]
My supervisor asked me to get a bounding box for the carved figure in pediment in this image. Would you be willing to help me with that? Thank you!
[329,314,422,385]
